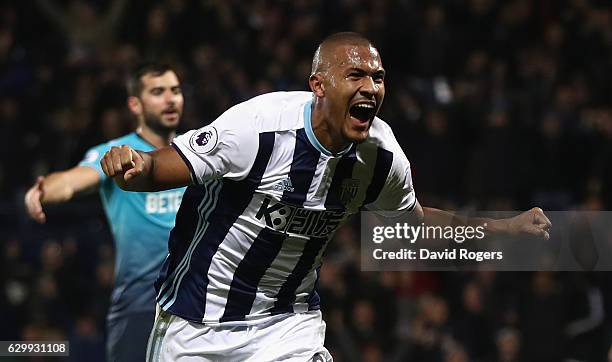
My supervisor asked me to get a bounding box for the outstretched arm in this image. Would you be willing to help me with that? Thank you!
[24,166,101,223]
[411,201,552,239]
[100,145,191,191]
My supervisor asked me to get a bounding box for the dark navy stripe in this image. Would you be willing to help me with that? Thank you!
[270,237,327,313]
[307,293,321,310]
[361,147,394,208]
[407,198,417,211]
[172,143,198,184]
[156,180,221,304]
[306,266,322,310]
[155,259,170,296]
[324,147,358,210]
[220,228,286,321]
[273,268,322,315]
[270,305,293,315]
[155,185,205,295]
[281,128,320,205]
[165,132,275,321]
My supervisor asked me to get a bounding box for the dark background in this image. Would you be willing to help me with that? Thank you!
[0,0,611,361]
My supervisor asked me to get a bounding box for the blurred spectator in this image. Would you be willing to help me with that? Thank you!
[35,0,128,65]
[495,327,521,362]
[519,271,566,362]
[3,1,611,361]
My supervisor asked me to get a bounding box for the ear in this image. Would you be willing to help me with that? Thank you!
[309,73,325,97]
[127,96,142,116]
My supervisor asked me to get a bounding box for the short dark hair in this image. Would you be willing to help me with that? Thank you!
[311,32,375,75]
[126,62,176,97]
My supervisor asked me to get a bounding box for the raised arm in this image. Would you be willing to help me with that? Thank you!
[100,145,191,191]
[24,166,101,223]
[411,200,552,239]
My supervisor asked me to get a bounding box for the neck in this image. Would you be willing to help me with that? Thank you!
[311,102,351,154]
[136,125,175,149]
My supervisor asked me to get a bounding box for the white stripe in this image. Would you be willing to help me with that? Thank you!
[314,157,340,200]
[348,142,378,209]
[162,180,222,309]
[257,130,296,196]
[304,153,330,208]
[202,221,265,321]
[249,235,306,316]
[158,180,221,307]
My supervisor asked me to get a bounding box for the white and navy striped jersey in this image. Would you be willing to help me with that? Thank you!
[155,91,416,324]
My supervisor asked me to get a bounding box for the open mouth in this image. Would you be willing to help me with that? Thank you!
[162,109,179,118]
[349,103,376,124]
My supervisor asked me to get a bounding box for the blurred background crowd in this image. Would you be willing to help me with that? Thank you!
[0,0,611,361]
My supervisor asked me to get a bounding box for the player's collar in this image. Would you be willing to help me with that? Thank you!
[303,100,353,157]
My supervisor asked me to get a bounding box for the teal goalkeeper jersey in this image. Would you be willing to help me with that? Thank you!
[79,132,186,320]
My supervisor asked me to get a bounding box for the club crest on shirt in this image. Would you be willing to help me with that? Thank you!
[340,179,360,206]
[189,126,218,154]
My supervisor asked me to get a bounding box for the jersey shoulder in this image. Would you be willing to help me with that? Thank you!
[364,117,404,155]
[235,91,312,133]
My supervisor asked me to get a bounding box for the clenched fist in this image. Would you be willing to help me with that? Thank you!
[506,207,552,240]
[25,176,47,223]
[101,145,145,181]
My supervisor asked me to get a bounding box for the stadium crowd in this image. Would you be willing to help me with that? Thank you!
[0,0,611,361]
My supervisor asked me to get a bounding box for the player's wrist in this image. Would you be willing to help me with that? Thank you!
[484,218,511,235]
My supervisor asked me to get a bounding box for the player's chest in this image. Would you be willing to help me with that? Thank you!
[256,148,377,213]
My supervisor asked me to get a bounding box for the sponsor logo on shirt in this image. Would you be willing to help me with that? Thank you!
[273,177,295,192]
[255,195,345,238]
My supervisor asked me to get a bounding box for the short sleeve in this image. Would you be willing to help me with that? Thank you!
[78,144,109,181]
[172,103,260,184]
[369,149,417,217]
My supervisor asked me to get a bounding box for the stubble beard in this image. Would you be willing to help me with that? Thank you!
[143,111,179,136]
